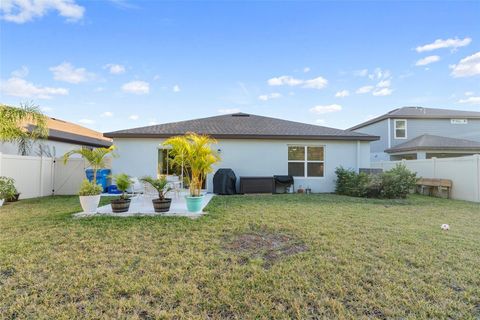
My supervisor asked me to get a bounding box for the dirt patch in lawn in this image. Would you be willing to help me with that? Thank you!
[223,228,308,268]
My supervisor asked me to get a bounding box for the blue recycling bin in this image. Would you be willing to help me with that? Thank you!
[85,169,111,192]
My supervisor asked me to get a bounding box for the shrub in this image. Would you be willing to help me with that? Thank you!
[335,164,418,199]
[78,179,103,196]
[112,174,132,199]
[0,177,17,200]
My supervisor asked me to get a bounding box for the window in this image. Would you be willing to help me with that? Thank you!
[288,146,324,177]
[394,119,407,139]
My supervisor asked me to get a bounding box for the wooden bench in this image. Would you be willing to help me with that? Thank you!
[416,178,452,199]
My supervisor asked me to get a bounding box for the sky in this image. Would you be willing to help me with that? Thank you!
[1,0,479,133]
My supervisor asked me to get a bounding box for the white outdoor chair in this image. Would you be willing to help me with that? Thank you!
[129,177,144,198]
[166,175,182,199]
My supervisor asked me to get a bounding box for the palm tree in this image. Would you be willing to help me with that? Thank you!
[63,146,116,184]
[163,133,220,197]
[0,102,48,155]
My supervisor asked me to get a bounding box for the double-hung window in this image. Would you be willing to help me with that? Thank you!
[394,119,407,139]
[288,146,324,177]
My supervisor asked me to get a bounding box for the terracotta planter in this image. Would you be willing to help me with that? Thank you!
[79,195,101,213]
[152,198,172,213]
[111,198,131,213]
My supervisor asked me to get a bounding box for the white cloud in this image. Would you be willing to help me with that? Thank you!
[464,91,474,96]
[258,92,282,101]
[11,65,29,78]
[104,64,125,75]
[101,111,113,117]
[78,119,94,125]
[450,51,480,78]
[415,55,440,66]
[129,114,139,120]
[267,75,328,89]
[368,68,391,80]
[355,85,374,94]
[122,80,150,94]
[218,108,240,114]
[0,77,68,99]
[335,90,349,98]
[376,79,391,88]
[309,104,342,115]
[458,96,480,105]
[0,0,85,23]
[416,37,472,53]
[372,87,393,96]
[354,69,368,77]
[173,84,181,92]
[303,67,310,73]
[50,62,94,83]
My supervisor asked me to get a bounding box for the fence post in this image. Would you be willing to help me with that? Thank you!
[39,156,44,197]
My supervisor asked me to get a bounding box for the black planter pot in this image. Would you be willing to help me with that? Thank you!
[111,198,131,213]
[152,198,172,213]
[6,193,20,202]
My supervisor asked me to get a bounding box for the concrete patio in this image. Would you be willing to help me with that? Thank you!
[73,192,214,218]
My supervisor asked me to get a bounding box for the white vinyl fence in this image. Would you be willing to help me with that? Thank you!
[0,153,111,199]
[372,155,480,203]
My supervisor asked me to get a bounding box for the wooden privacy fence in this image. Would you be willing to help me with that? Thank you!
[0,153,111,199]
[372,154,480,203]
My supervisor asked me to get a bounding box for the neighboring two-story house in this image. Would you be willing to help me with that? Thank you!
[349,107,480,161]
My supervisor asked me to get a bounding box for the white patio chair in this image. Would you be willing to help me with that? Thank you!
[129,177,144,198]
[166,175,182,199]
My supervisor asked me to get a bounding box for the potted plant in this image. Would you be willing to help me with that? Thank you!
[140,176,172,213]
[163,133,220,213]
[110,173,133,213]
[0,177,19,205]
[63,145,115,211]
[78,179,103,213]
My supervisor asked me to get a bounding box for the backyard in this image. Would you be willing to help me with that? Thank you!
[0,194,479,319]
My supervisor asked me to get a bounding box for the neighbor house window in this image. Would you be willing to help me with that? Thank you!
[394,119,407,139]
[288,146,324,177]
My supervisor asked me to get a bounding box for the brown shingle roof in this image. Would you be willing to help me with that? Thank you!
[105,113,379,141]
[385,134,480,153]
[349,106,480,130]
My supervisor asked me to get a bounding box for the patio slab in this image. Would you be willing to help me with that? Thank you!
[73,193,214,218]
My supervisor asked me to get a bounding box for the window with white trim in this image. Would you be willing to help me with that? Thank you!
[288,146,324,177]
[394,119,407,139]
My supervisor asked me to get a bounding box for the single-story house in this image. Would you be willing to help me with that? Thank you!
[104,113,378,193]
[0,117,112,157]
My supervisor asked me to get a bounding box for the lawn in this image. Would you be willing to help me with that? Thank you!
[0,194,479,319]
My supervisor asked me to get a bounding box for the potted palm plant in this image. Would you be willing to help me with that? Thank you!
[140,176,172,213]
[0,177,17,207]
[163,133,220,213]
[63,145,116,213]
[110,173,133,213]
[78,179,103,213]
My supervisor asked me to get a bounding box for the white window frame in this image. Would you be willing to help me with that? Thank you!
[394,119,407,139]
[287,145,325,178]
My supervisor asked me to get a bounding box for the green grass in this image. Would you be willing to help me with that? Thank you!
[0,194,479,319]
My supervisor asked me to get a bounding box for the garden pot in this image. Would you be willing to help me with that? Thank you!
[0,199,4,207]
[79,195,101,213]
[185,195,204,213]
[6,193,20,202]
[152,198,172,213]
[111,198,131,213]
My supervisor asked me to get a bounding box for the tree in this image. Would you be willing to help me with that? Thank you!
[0,102,48,155]
[63,146,116,184]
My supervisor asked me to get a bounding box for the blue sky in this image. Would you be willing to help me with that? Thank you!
[1,0,479,132]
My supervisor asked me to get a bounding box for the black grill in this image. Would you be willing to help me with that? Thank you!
[213,168,237,195]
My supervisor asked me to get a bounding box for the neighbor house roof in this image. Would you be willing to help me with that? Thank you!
[349,106,480,131]
[27,117,112,148]
[385,134,480,154]
[105,113,379,141]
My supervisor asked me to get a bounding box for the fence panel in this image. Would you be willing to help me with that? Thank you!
[53,158,87,195]
[372,155,480,202]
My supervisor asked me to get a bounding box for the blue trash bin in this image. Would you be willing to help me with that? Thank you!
[85,169,111,192]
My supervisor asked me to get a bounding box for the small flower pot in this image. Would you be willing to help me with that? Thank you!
[185,195,205,213]
[6,193,20,202]
[79,195,101,213]
[152,198,172,213]
[111,198,131,213]
[0,199,4,207]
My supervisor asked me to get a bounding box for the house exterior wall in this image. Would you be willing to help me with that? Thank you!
[353,118,480,160]
[111,138,371,193]
[0,139,86,157]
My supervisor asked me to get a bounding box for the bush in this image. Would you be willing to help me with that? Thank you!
[78,179,103,196]
[335,164,418,199]
[112,173,132,199]
[0,177,17,200]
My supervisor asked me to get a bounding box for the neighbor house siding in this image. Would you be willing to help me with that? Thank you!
[352,119,389,161]
[0,140,90,157]
[111,138,371,193]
